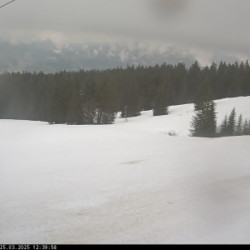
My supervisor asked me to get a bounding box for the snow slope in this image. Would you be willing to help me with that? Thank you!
[0,96,250,244]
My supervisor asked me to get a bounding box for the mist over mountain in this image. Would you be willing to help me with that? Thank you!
[0,40,197,73]
[1,0,249,73]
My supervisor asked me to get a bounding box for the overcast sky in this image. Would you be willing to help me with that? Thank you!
[0,0,250,66]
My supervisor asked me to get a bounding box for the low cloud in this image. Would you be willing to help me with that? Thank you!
[0,0,249,67]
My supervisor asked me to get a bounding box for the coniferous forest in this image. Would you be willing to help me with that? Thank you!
[0,61,250,125]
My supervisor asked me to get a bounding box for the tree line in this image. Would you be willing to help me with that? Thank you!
[0,61,250,125]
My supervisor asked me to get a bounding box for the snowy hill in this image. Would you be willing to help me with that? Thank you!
[115,96,250,136]
[1,96,250,244]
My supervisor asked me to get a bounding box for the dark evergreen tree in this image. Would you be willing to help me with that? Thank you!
[81,80,98,124]
[194,78,213,111]
[187,61,201,102]
[227,108,237,136]
[121,78,142,118]
[153,81,169,116]
[172,62,188,104]
[190,100,217,137]
[235,114,243,136]
[243,119,250,135]
[95,75,118,124]
[219,111,250,137]
[66,82,82,125]
[220,114,229,136]
[47,73,71,124]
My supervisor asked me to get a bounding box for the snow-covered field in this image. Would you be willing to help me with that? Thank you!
[1,96,250,244]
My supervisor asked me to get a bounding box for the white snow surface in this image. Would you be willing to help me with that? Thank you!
[1,96,250,244]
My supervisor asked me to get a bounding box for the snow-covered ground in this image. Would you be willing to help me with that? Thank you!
[1,96,250,244]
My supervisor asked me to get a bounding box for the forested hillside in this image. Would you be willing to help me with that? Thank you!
[1,61,250,124]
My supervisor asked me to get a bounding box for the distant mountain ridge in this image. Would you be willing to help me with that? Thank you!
[0,39,197,73]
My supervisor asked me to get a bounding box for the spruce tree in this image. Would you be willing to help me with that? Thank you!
[121,79,141,118]
[81,80,98,124]
[220,114,228,136]
[190,100,217,137]
[95,75,118,124]
[66,83,82,125]
[194,78,213,111]
[243,119,250,135]
[235,114,243,136]
[153,81,169,116]
[227,108,237,136]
